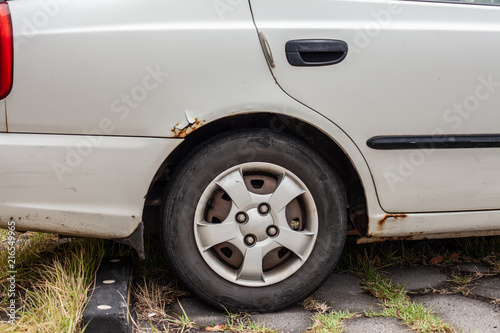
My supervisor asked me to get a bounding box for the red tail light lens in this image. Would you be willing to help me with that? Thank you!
[0,2,13,100]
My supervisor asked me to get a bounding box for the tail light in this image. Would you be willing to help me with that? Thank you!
[0,2,13,100]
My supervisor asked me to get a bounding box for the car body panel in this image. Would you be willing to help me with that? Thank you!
[0,133,181,238]
[250,0,500,213]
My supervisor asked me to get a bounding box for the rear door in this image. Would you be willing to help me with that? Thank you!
[250,0,500,213]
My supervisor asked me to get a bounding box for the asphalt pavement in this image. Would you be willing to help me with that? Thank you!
[139,263,500,333]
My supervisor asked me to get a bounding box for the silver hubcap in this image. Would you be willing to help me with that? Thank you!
[194,162,318,287]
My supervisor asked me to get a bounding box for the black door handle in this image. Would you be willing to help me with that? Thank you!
[286,39,348,66]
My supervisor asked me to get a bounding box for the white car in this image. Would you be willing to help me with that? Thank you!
[1,0,500,311]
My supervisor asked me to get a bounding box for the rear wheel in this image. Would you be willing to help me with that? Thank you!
[161,130,347,312]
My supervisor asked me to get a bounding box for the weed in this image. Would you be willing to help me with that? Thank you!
[447,271,484,295]
[222,313,278,333]
[456,237,500,260]
[134,279,187,321]
[163,300,196,332]
[0,231,59,301]
[357,255,455,333]
[301,296,329,314]
[0,236,105,332]
[307,310,353,333]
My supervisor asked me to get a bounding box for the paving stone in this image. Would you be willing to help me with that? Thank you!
[470,277,500,299]
[250,305,312,333]
[168,297,227,327]
[383,267,448,292]
[450,263,491,274]
[343,317,414,333]
[314,273,382,313]
[412,294,500,333]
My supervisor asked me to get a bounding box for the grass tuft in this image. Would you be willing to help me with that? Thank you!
[301,296,329,314]
[221,314,278,333]
[307,310,354,333]
[134,279,187,322]
[0,231,59,301]
[353,254,455,333]
[0,234,106,332]
[163,300,196,332]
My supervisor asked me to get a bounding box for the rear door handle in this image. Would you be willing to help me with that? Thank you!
[286,39,348,66]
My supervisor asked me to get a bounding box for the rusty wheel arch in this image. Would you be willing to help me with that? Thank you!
[142,112,368,238]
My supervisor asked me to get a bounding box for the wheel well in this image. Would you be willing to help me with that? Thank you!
[143,113,368,237]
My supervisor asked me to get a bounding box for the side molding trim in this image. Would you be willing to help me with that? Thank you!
[367,134,500,150]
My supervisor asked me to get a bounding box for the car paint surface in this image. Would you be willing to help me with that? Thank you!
[0,133,181,238]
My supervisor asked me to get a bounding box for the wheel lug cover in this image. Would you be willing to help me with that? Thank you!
[258,203,270,215]
[244,234,256,246]
[266,225,279,237]
[236,212,248,223]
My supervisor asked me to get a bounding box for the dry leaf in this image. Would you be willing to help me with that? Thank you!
[205,325,225,331]
[430,256,443,265]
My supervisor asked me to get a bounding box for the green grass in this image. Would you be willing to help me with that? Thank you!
[220,313,278,333]
[162,300,196,332]
[307,310,354,333]
[456,236,500,260]
[0,231,59,302]
[0,234,107,332]
[361,265,454,332]
[334,244,459,333]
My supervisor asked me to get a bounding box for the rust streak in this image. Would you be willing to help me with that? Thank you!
[171,118,205,138]
[378,214,407,225]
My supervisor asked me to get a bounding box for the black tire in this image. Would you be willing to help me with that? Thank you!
[161,129,347,312]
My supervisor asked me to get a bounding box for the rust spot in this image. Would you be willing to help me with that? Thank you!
[171,118,205,138]
[378,214,407,225]
[357,231,424,244]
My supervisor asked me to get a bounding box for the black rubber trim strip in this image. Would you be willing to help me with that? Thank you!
[367,135,500,150]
